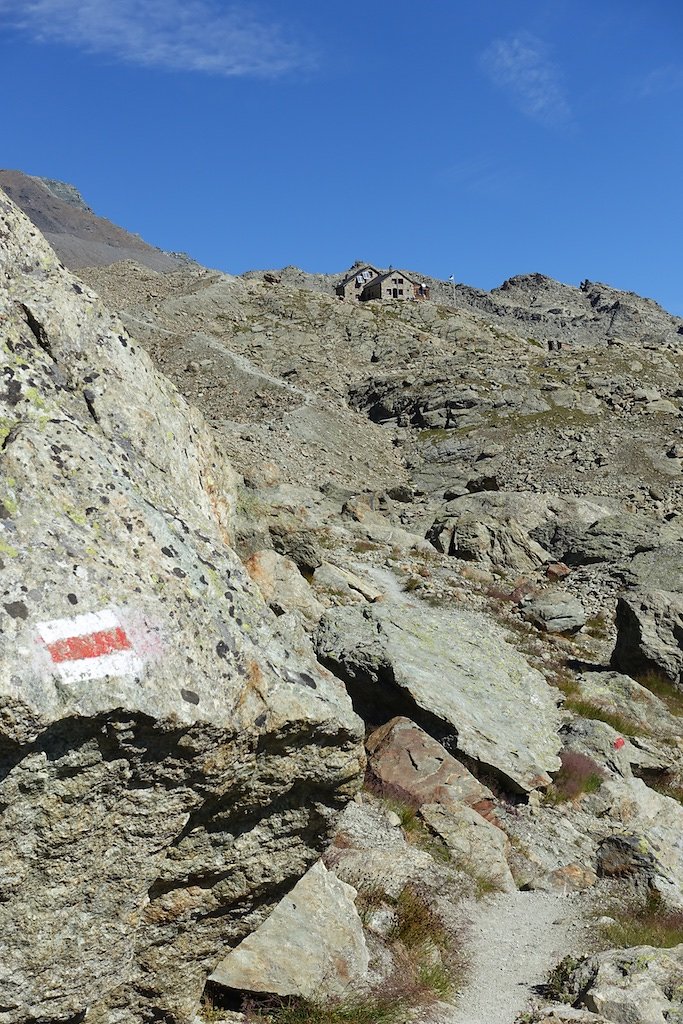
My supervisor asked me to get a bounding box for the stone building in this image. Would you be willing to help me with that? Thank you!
[335,265,381,300]
[336,265,430,302]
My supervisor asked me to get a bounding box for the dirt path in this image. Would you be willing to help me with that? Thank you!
[433,891,586,1024]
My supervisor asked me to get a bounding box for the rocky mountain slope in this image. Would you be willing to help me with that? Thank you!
[0,169,183,271]
[6,178,683,1024]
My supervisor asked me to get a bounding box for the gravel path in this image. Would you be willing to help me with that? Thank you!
[431,891,586,1024]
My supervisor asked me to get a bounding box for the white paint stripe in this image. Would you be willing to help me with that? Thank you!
[54,650,143,684]
[38,609,120,644]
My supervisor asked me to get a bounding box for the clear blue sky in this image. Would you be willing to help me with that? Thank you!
[1,1,682,313]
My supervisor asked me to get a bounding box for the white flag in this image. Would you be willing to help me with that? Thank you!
[448,275,454,281]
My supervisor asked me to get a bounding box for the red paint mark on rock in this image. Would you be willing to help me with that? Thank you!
[37,608,144,683]
[613,737,626,750]
[47,626,132,664]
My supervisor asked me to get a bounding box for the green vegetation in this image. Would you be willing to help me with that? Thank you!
[584,613,610,640]
[364,779,452,863]
[473,875,507,899]
[224,883,465,1024]
[241,993,404,1024]
[600,893,683,949]
[635,670,683,717]
[562,697,642,737]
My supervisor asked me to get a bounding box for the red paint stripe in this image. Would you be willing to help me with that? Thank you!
[48,626,132,664]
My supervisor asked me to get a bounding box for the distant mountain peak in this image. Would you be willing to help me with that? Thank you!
[35,176,93,214]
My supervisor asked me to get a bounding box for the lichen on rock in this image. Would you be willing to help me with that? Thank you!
[0,190,364,1023]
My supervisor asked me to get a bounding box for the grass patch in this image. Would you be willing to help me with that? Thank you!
[550,667,582,699]
[391,884,450,951]
[600,893,683,949]
[585,614,610,640]
[634,670,683,717]
[544,749,606,804]
[353,539,381,553]
[240,992,405,1024]
[562,697,642,737]
[417,427,451,442]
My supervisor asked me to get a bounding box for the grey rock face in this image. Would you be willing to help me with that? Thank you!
[627,545,683,593]
[522,592,587,634]
[556,945,683,1023]
[419,802,516,892]
[554,515,658,566]
[611,590,683,684]
[209,861,368,1001]
[0,190,364,1023]
[578,671,681,739]
[316,600,561,793]
[431,511,550,573]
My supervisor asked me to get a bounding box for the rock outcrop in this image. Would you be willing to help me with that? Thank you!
[611,590,683,685]
[553,945,683,1023]
[0,169,181,271]
[0,190,363,1023]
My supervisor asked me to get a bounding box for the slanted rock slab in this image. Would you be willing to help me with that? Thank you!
[420,802,516,891]
[209,861,369,1000]
[0,190,364,1024]
[366,716,496,818]
[316,600,562,793]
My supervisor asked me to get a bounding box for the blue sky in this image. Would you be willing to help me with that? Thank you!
[1,0,682,313]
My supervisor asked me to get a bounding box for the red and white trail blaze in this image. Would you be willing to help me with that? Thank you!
[38,609,143,682]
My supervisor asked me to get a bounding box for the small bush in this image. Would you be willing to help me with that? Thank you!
[545,750,606,804]
[242,991,404,1024]
[391,884,449,952]
[473,875,507,899]
[601,892,683,948]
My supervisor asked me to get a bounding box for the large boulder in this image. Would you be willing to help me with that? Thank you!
[597,779,683,907]
[316,600,562,793]
[552,514,658,566]
[419,803,516,892]
[627,544,683,593]
[432,511,550,573]
[522,591,587,634]
[0,191,364,1022]
[611,590,683,685]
